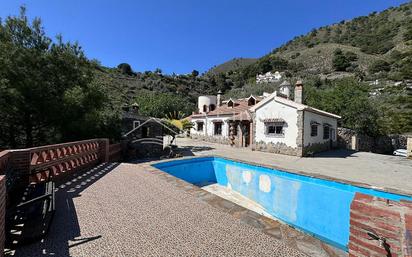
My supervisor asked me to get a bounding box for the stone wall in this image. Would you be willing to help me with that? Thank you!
[337,127,356,150]
[254,141,299,156]
[349,193,412,257]
[191,134,230,145]
[295,110,304,157]
[337,127,408,154]
[390,134,409,150]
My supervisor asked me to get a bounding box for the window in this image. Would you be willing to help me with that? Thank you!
[203,105,207,112]
[133,121,140,129]
[265,122,284,136]
[311,124,318,137]
[142,126,150,138]
[227,99,234,108]
[209,104,216,111]
[214,122,222,135]
[197,122,204,131]
[247,97,256,106]
[323,125,330,139]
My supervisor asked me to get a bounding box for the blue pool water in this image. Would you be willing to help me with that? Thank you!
[152,157,412,251]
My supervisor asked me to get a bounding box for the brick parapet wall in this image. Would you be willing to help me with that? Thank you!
[0,138,117,256]
[108,143,122,162]
[9,149,30,186]
[98,139,110,163]
[0,152,10,176]
[349,193,412,257]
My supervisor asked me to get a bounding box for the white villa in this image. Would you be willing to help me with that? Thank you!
[189,81,341,157]
[256,71,283,84]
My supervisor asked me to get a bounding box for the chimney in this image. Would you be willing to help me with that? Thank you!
[279,81,291,99]
[217,90,222,106]
[131,102,140,113]
[294,80,304,104]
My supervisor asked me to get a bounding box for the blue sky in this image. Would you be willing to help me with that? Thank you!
[0,0,409,74]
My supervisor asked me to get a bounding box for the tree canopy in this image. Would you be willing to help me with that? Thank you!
[305,78,380,136]
[134,91,195,118]
[0,7,119,148]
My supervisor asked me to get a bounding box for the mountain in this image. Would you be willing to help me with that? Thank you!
[271,2,412,79]
[98,2,411,135]
[215,2,412,82]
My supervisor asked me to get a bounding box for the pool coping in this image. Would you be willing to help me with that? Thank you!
[150,155,412,198]
[141,157,348,257]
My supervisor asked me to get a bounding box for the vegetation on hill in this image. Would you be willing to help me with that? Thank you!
[273,2,412,79]
[207,58,257,75]
[1,3,411,149]
[87,1,412,136]
[134,91,195,118]
[213,2,412,135]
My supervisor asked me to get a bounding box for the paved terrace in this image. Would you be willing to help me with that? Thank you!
[175,137,412,196]
[8,138,411,257]
[9,162,347,257]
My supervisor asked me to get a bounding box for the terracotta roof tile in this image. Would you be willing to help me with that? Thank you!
[206,99,252,116]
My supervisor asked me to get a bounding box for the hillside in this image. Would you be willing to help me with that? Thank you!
[101,2,412,102]
[98,2,411,135]
[207,58,257,75]
[94,66,221,106]
[270,2,412,78]
[207,2,412,82]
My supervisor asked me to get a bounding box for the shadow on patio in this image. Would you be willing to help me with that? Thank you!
[7,162,120,257]
[312,149,359,158]
[177,145,215,156]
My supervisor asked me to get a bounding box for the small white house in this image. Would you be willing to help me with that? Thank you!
[256,71,283,84]
[189,81,341,156]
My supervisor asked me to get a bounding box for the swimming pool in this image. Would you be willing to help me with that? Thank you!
[152,157,412,251]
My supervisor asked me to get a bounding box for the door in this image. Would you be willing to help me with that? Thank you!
[241,121,251,147]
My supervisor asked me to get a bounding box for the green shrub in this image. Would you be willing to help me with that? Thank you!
[368,60,391,73]
[332,49,351,71]
[117,63,133,75]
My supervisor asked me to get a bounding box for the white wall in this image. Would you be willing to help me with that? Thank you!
[206,117,230,138]
[198,96,217,113]
[190,116,230,138]
[255,100,299,147]
[303,111,338,146]
[190,118,207,136]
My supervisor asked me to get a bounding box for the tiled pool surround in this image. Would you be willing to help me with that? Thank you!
[152,156,412,251]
